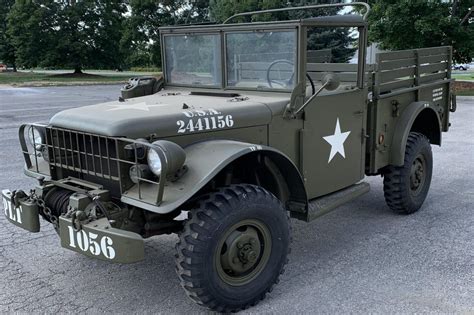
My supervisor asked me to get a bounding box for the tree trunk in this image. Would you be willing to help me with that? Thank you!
[452,0,459,16]
[74,66,82,74]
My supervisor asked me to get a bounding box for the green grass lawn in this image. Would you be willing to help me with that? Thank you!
[456,90,474,96]
[452,73,474,81]
[0,71,146,86]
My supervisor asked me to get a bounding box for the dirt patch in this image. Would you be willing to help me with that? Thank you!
[454,80,474,92]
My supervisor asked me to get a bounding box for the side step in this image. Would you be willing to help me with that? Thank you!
[293,182,370,222]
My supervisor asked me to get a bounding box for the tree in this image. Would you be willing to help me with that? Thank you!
[7,0,126,72]
[122,0,209,68]
[7,0,57,69]
[366,0,474,63]
[209,0,288,23]
[0,0,16,70]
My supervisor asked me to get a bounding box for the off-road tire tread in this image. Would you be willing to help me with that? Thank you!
[175,184,291,313]
[383,132,431,214]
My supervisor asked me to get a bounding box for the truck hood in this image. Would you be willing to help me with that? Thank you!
[49,90,288,138]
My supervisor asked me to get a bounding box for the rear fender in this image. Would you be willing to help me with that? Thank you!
[122,140,308,214]
[390,101,442,166]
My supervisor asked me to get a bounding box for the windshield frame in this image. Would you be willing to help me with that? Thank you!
[160,24,300,92]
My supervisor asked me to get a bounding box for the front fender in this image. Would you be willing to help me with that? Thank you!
[390,101,441,166]
[122,140,307,214]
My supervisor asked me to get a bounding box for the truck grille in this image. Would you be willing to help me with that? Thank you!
[45,127,120,181]
[21,124,173,209]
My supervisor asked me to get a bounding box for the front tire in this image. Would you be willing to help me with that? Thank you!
[175,184,290,312]
[383,132,433,214]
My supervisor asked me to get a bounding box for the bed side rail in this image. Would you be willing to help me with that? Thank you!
[372,46,453,99]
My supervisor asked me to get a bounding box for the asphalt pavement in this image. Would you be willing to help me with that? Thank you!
[0,85,473,313]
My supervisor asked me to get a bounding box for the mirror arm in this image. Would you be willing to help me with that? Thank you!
[293,81,329,116]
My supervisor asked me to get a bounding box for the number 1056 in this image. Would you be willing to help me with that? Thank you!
[67,226,116,259]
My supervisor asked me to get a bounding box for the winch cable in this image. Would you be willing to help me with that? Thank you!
[42,188,73,222]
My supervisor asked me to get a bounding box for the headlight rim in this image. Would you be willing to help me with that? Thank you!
[27,126,44,151]
[145,140,186,180]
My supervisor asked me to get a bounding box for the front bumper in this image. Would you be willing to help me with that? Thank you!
[2,189,40,232]
[2,187,144,264]
[58,216,144,263]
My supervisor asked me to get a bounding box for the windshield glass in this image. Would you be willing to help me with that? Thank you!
[226,30,297,90]
[164,34,222,87]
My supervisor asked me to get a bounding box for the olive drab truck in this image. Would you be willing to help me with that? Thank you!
[2,3,456,312]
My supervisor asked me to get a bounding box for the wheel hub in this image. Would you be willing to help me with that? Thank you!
[216,219,271,286]
[410,155,426,195]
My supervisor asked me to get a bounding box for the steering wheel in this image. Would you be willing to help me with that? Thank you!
[266,60,316,95]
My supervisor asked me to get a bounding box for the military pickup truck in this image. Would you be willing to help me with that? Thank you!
[2,3,456,312]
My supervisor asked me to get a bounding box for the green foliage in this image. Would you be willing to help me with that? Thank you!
[209,0,287,22]
[6,0,54,69]
[366,0,474,63]
[2,0,472,70]
[121,0,209,68]
[0,0,15,68]
[209,0,357,63]
[7,0,126,72]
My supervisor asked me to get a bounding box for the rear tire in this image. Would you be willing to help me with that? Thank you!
[383,132,433,214]
[175,184,290,312]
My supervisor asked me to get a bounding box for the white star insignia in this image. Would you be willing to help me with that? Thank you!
[323,118,351,163]
[106,102,168,112]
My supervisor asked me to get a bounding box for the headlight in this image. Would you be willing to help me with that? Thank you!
[27,126,44,150]
[147,148,162,176]
[147,140,186,178]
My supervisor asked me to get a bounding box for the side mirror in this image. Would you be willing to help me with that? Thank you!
[321,73,340,91]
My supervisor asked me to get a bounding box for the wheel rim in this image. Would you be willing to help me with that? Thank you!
[215,219,272,286]
[410,154,426,196]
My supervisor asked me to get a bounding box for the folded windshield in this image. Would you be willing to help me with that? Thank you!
[163,30,297,90]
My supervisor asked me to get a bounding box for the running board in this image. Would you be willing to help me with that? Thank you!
[292,182,370,222]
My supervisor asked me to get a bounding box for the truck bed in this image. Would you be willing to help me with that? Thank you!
[366,46,454,173]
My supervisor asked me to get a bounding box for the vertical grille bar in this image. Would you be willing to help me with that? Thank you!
[89,134,97,176]
[68,131,76,171]
[57,129,64,168]
[105,138,112,180]
[48,128,57,166]
[114,138,123,194]
[97,135,104,176]
[82,134,89,172]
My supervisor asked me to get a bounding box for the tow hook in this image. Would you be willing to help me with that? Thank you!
[69,210,88,231]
